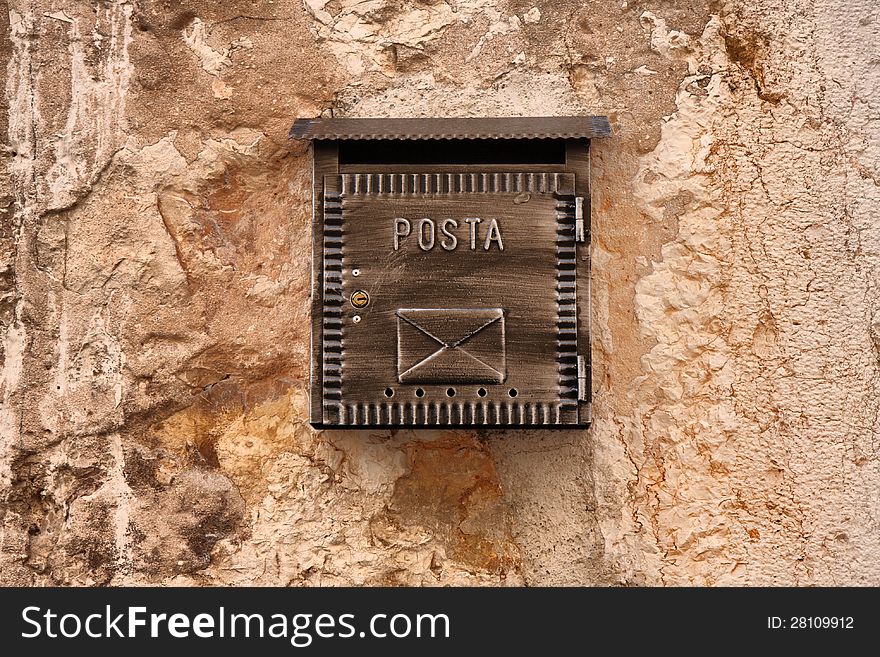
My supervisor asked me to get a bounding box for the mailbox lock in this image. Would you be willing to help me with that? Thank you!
[350,290,370,309]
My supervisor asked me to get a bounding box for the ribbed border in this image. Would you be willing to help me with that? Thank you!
[321,191,344,424]
[339,402,568,425]
[555,195,580,416]
[340,172,574,195]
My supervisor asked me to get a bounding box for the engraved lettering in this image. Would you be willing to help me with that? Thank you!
[393,218,411,250]
[440,219,458,251]
[484,218,504,251]
[418,218,435,251]
[464,218,481,250]
[392,217,503,252]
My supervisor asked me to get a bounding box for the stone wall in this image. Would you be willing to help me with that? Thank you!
[1,0,878,586]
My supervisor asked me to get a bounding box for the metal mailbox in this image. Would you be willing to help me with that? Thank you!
[290,116,611,428]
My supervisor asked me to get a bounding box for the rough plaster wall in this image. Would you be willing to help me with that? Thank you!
[0,0,877,585]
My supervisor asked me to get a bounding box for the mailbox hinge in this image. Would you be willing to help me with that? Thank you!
[577,354,588,401]
[575,196,586,242]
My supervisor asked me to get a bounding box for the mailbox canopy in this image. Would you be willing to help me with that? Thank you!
[290,116,612,141]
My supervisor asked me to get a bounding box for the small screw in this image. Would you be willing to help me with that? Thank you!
[352,315,361,323]
[352,268,361,277]
[350,289,370,309]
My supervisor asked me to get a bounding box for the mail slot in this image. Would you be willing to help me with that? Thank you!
[290,116,611,427]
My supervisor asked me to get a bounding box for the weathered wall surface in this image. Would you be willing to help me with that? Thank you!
[1,0,877,585]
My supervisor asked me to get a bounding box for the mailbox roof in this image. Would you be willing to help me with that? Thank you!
[289,116,612,141]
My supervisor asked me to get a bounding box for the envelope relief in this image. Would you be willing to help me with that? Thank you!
[397,308,506,384]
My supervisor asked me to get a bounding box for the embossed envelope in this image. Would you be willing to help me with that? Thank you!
[396,308,506,384]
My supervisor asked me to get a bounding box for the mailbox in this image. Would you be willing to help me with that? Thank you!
[290,116,611,428]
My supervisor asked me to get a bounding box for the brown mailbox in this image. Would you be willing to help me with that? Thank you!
[290,116,611,428]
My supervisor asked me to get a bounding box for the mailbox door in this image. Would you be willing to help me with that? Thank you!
[320,172,582,426]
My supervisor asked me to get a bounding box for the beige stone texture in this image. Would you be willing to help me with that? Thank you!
[0,0,877,586]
